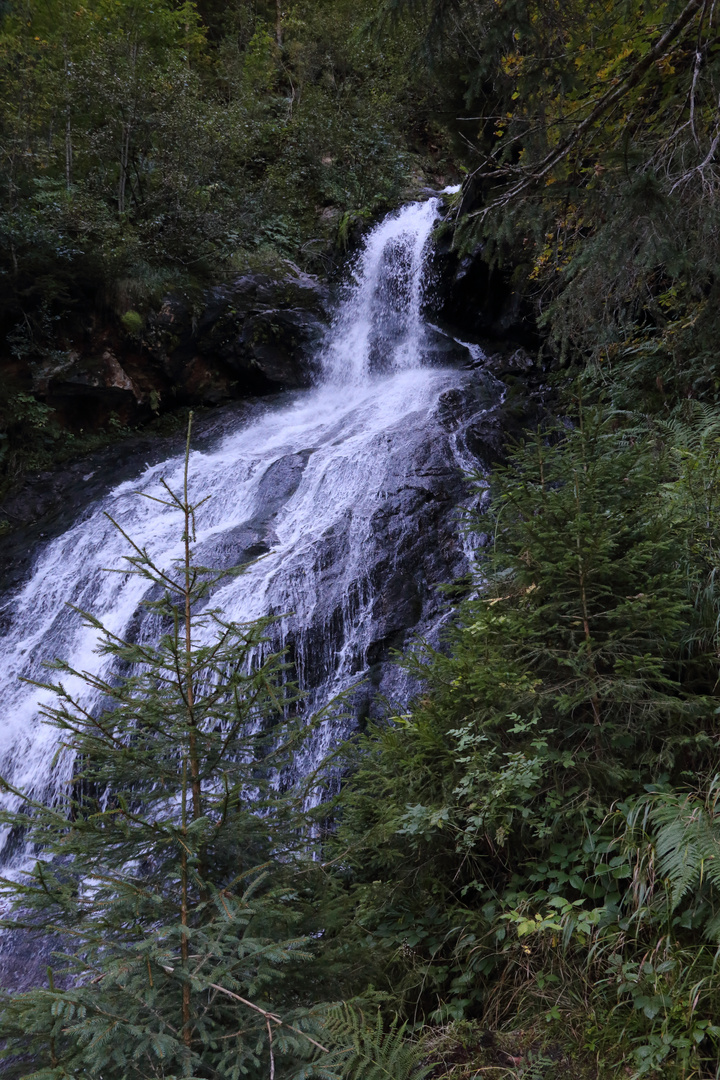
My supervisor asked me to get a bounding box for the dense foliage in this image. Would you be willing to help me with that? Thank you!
[0,0,425,322]
[0,0,438,488]
[0,423,338,1077]
[4,0,720,1077]
[331,405,720,1075]
[323,8,720,1071]
[395,0,720,410]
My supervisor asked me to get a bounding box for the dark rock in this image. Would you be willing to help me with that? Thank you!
[428,243,539,348]
[0,268,329,447]
[29,348,146,429]
[0,399,265,594]
[168,353,236,406]
[240,308,324,385]
[193,450,312,572]
[0,926,68,993]
[492,347,534,376]
[145,269,329,403]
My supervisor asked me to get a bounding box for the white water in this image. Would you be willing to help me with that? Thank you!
[323,198,444,383]
[0,194,484,865]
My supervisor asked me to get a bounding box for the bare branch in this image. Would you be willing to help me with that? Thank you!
[464,0,705,221]
[206,982,330,1054]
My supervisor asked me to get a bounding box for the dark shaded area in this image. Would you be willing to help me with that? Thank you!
[429,241,539,349]
[5,269,330,438]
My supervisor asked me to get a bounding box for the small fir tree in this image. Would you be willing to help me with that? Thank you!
[0,416,332,1079]
[331,404,720,1069]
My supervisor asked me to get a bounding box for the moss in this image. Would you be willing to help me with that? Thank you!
[120,310,144,336]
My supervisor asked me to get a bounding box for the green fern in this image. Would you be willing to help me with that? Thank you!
[634,777,720,938]
[315,1004,436,1080]
[652,400,720,452]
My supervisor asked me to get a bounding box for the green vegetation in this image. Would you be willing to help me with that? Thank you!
[331,406,720,1075]
[3,0,720,1076]
[311,2,720,1072]
[401,0,720,411]
[0,421,337,1076]
[0,0,438,317]
[0,0,440,489]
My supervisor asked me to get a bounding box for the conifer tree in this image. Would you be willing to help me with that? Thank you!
[0,416,332,1079]
[331,404,720,1037]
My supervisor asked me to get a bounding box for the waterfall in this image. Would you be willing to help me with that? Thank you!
[322,197,444,383]
[0,191,492,871]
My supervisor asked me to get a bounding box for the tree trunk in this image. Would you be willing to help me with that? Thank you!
[118,123,130,213]
[118,38,138,214]
[64,47,72,190]
[65,114,72,190]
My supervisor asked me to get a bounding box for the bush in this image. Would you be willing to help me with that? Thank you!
[331,403,720,1076]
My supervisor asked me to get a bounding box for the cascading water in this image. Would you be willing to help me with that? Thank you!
[322,197,444,383]
[0,193,497,877]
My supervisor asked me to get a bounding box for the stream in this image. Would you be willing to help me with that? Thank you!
[0,195,503,882]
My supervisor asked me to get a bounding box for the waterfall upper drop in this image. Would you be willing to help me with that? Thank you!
[321,197,443,383]
[0,193,498,870]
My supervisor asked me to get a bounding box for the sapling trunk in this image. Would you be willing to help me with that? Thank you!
[183,414,203,826]
[0,412,334,1078]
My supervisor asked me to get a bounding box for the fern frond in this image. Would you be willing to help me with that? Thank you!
[643,781,720,935]
[318,1004,436,1080]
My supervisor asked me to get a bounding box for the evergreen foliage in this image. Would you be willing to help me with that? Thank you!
[6,1,720,1075]
[0,0,439,491]
[0,0,424,330]
[0,416,334,1078]
[381,0,720,413]
[330,405,720,1075]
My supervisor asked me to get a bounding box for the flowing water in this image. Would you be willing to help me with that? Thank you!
[0,195,497,875]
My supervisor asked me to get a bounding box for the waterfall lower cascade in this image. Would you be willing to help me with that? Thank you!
[0,194,496,873]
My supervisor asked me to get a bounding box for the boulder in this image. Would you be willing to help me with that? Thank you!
[429,238,539,347]
[30,348,145,429]
[145,269,329,401]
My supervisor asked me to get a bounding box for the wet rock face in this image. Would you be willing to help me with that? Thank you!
[2,270,330,435]
[0,370,509,993]
[145,270,329,406]
[246,373,507,720]
[428,242,539,348]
